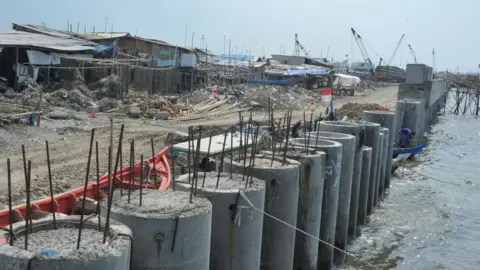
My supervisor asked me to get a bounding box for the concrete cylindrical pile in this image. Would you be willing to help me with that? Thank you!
[318,121,364,243]
[374,132,385,206]
[0,217,132,270]
[107,189,212,270]
[307,131,355,266]
[358,121,381,215]
[175,172,266,270]
[395,100,406,136]
[379,127,390,199]
[403,99,425,136]
[363,110,396,189]
[357,146,372,236]
[223,155,300,270]
[283,149,326,270]
[291,138,342,270]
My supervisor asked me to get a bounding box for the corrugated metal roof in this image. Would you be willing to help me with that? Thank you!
[12,23,98,44]
[0,31,96,52]
[86,32,192,52]
[87,32,131,40]
[214,60,268,68]
[12,23,72,38]
[11,23,193,53]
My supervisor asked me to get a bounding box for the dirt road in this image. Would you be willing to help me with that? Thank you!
[0,85,398,209]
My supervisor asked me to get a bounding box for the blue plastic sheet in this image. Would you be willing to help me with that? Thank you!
[284,69,329,76]
[93,45,114,58]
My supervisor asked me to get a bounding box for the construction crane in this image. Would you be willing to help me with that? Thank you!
[350,28,375,76]
[387,34,405,66]
[408,44,418,64]
[378,58,384,67]
[294,33,310,58]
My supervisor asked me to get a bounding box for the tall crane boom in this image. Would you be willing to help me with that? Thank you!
[294,33,310,58]
[351,28,375,76]
[408,44,418,64]
[387,34,405,66]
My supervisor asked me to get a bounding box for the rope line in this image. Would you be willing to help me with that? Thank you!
[239,191,382,270]
[415,171,461,186]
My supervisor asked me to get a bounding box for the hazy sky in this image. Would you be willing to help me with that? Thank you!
[2,0,478,72]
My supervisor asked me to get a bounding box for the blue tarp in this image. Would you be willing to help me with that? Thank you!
[93,45,114,58]
[247,80,291,85]
[285,69,329,76]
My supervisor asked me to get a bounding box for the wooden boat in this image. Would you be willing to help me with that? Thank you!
[392,144,425,159]
[0,147,171,233]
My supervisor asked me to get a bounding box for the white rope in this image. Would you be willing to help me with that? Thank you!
[239,191,382,270]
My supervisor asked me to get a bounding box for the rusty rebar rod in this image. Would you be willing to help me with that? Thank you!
[151,138,157,187]
[95,141,101,231]
[45,141,56,229]
[249,126,260,186]
[77,128,95,249]
[139,155,144,206]
[24,160,32,250]
[103,146,112,244]
[7,158,13,246]
[202,131,214,188]
[216,128,229,189]
[128,140,134,204]
[193,126,202,196]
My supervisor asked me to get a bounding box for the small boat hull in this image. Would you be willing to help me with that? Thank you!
[392,144,425,159]
[0,147,171,231]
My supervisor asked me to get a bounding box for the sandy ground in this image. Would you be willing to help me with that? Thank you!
[0,85,398,209]
[167,85,399,128]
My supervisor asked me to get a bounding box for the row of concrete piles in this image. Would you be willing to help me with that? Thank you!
[134,110,396,270]
[164,110,396,270]
[0,112,397,270]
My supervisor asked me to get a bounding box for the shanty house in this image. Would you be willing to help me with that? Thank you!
[84,32,197,67]
[12,24,197,68]
[0,30,97,88]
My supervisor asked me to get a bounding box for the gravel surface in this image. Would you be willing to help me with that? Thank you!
[13,228,119,257]
[110,189,211,219]
[177,171,264,190]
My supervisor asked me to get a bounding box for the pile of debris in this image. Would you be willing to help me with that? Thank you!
[236,84,318,111]
[124,91,182,119]
[188,83,319,112]
[88,75,122,100]
[337,102,382,120]
[0,72,104,112]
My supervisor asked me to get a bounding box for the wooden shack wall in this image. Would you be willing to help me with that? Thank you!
[131,66,181,94]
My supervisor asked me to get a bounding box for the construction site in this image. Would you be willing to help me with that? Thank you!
[0,20,460,270]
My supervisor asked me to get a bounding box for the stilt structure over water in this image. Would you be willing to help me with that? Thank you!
[446,72,480,115]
